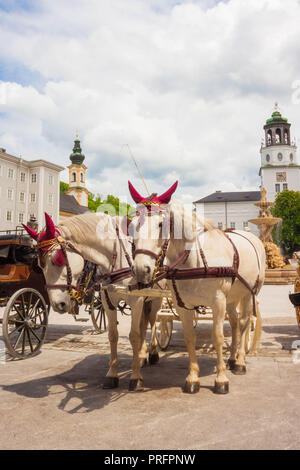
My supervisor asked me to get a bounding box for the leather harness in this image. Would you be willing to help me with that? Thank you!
[37,217,261,316]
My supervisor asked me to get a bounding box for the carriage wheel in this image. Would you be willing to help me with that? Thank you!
[90,291,107,333]
[2,288,48,359]
[155,318,173,351]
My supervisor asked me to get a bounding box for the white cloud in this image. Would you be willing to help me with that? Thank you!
[0,0,300,203]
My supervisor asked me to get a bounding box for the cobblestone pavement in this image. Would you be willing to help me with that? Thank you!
[0,285,299,450]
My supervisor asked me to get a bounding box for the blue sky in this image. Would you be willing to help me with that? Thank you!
[1,0,300,203]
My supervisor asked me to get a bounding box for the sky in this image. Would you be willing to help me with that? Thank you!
[1,0,300,205]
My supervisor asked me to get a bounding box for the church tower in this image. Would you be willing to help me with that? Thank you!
[66,133,89,207]
[260,103,300,201]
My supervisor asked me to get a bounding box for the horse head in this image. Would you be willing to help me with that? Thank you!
[23,213,84,313]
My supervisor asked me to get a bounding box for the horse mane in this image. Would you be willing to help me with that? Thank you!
[169,200,215,241]
[58,212,115,245]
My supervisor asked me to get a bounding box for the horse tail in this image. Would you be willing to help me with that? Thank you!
[249,298,262,353]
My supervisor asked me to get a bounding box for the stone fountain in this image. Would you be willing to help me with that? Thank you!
[249,187,297,284]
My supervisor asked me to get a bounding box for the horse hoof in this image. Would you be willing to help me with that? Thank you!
[183,381,200,394]
[214,381,229,394]
[140,358,147,368]
[227,359,236,370]
[129,379,144,392]
[148,352,159,365]
[103,377,119,389]
[232,364,247,375]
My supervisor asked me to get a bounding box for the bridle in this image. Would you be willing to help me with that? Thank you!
[130,207,261,316]
[36,225,133,303]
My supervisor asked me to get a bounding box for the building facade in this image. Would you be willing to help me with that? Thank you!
[0,147,64,232]
[260,104,300,201]
[194,191,260,236]
[194,104,300,232]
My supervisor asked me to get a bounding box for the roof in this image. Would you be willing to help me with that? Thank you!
[60,193,90,215]
[194,191,261,204]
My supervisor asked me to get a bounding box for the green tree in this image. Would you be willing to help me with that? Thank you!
[88,192,102,212]
[271,190,300,255]
[60,181,69,193]
[97,194,135,216]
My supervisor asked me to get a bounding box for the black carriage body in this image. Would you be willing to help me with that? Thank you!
[0,232,49,306]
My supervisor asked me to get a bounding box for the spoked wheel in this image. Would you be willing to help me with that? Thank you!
[2,288,48,359]
[90,291,107,333]
[155,317,173,351]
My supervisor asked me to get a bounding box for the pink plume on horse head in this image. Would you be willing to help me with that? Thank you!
[22,224,39,240]
[157,181,178,204]
[44,212,56,239]
[128,181,144,203]
[128,180,178,205]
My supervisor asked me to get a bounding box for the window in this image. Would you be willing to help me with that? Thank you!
[20,192,25,202]
[31,173,37,183]
[243,221,248,229]
[20,172,26,182]
[48,194,53,205]
[49,175,53,185]
[230,222,236,229]
[283,183,288,191]
[266,154,270,163]
[18,213,24,223]
[80,172,84,183]
[6,210,12,221]
[275,183,280,193]
[8,168,14,178]
[290,153,294,162]
[218,222,223,230]
[7,189,13,200]
[72,172,76,182]
[30,193,36,203]
[277,153,283,161]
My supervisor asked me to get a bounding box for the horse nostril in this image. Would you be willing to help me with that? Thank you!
[145,266,151,274]
[58,302,66,311]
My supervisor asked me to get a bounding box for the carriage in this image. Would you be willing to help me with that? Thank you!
[0,228,107,359]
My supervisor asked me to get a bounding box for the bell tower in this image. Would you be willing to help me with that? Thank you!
[259,103,300,201]
[66,133,89,207]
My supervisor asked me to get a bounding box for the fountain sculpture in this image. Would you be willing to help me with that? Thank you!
[249,187,297,283]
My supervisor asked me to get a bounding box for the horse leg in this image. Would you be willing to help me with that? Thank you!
[129,297,145,391]
[233,293,253,375]
[148,298,161,365]
[102,295,119,389]
[139,301,149,368]
[212,293,229,394]
[226,301,240,370]
[178,308,200,394]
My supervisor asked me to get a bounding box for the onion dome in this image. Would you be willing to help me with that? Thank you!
[69,133,85,165]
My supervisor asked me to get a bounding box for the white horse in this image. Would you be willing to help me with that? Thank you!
[129,200,266,394]
[23,212,162,391]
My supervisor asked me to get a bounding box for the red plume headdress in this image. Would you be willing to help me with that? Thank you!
[128,181,178,209]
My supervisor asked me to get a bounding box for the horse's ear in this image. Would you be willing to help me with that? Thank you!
[128,181,144,204]
[22,224,39,240]
[45,212,56,239]
[157,181,178,204]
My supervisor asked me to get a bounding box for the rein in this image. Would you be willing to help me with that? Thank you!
[36,226,133,302]
[131,219,261,316]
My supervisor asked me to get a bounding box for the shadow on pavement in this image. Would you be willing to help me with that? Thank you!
[0,351,218,414]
